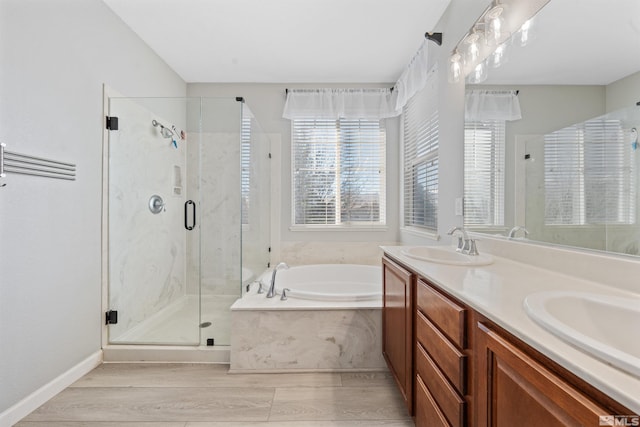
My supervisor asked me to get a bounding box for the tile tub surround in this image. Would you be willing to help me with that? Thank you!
[279,241,399,266]
[381,245,640,414]
[230,294,385,371]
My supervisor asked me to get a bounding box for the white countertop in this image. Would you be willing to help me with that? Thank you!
[381,245,640,414]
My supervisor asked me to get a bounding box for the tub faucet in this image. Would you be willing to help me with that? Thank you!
[267,262,289,298]
[246,281,264,294]
[508,226,529,239]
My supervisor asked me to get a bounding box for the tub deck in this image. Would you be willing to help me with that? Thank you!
[231,289,382,311]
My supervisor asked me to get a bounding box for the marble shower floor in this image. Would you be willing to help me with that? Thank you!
[16,363,414,426]
[112,295,239,346]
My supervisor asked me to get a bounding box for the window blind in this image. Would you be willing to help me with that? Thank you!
[464,120,505,227]
[544,119,635,225]
[291,118,386,226]
[403,71,439,232]
[241,114,251,225]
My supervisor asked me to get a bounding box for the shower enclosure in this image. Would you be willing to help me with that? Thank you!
[104,96,270,348]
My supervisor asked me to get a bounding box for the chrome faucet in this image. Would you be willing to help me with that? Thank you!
[447,226,479,255]
[267,262,289,298]
[447,226,469,252]
[508,226,529,239]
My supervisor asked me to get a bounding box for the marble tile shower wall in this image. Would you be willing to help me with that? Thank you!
[108,99,187,340]
[241,128,272,286]
[186,132,243,296]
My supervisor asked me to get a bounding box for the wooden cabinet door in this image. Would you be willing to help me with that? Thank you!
[382,256,414,414]
[475,322,609,427]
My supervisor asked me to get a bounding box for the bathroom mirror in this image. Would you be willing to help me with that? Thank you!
[464,0,640,257]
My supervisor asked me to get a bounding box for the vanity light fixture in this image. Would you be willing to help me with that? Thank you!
[447,0,550,84]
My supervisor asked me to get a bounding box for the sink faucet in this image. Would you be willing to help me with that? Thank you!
[508,226,529,239]
[267,262,289,298]
[447,226,479,256]
[448,226,469,252]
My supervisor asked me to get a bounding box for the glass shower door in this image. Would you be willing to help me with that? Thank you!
[106,97,202,345]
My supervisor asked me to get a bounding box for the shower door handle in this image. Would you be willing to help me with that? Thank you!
[185,200,196,230]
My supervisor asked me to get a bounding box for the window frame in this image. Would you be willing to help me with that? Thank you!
[401,68,439,238]
[463,119,506,230]
[290,117,387,230]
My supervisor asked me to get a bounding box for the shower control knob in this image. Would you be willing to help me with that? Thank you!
[149,194,165,214]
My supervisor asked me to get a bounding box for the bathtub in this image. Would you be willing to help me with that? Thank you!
[262,263,381,302]
[229,263,386,372]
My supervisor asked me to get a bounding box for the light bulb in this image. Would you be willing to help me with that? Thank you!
[489,42,508,68]
[464,32,482,64]
[517,18,535,47]
[449,52,463,83]
[467,62,488,84]
[485,5,508,46]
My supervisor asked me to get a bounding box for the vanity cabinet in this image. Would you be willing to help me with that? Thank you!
[382,256,414,413]
[381,254,637,426]
[475,320,623,427]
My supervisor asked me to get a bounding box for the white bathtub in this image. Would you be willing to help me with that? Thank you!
[260,263,381,302]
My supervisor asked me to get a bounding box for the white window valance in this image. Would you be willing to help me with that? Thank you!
[465,90,522,121]
[282,88,400,120]
[393,40,437,112]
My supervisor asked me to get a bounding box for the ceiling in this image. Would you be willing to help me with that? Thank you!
[102,0,452,83]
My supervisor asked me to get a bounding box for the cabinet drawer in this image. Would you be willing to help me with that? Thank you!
[416,342,465,427]
[417,279,466,348]
[416,310,466,394]
[416,374,451,427]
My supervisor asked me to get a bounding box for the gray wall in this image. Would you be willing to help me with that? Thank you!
[399,0,488,246]
[0,0,186,413]
[606,70,640,113]
[187,83,401,263]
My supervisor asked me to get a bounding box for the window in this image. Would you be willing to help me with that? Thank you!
[291,118,386,227]
[403,70,439,232]
[464,120,505,228]
[544,119,635,225]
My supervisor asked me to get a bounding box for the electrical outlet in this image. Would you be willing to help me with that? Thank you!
[455,197,463,216]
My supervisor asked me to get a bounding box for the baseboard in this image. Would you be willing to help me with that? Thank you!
[0,350,102,427]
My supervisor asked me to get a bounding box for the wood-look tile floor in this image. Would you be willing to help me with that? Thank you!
[17,363,415,427]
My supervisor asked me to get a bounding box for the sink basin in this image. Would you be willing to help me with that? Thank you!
[401,246,493,266]
[524,291,640,378]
